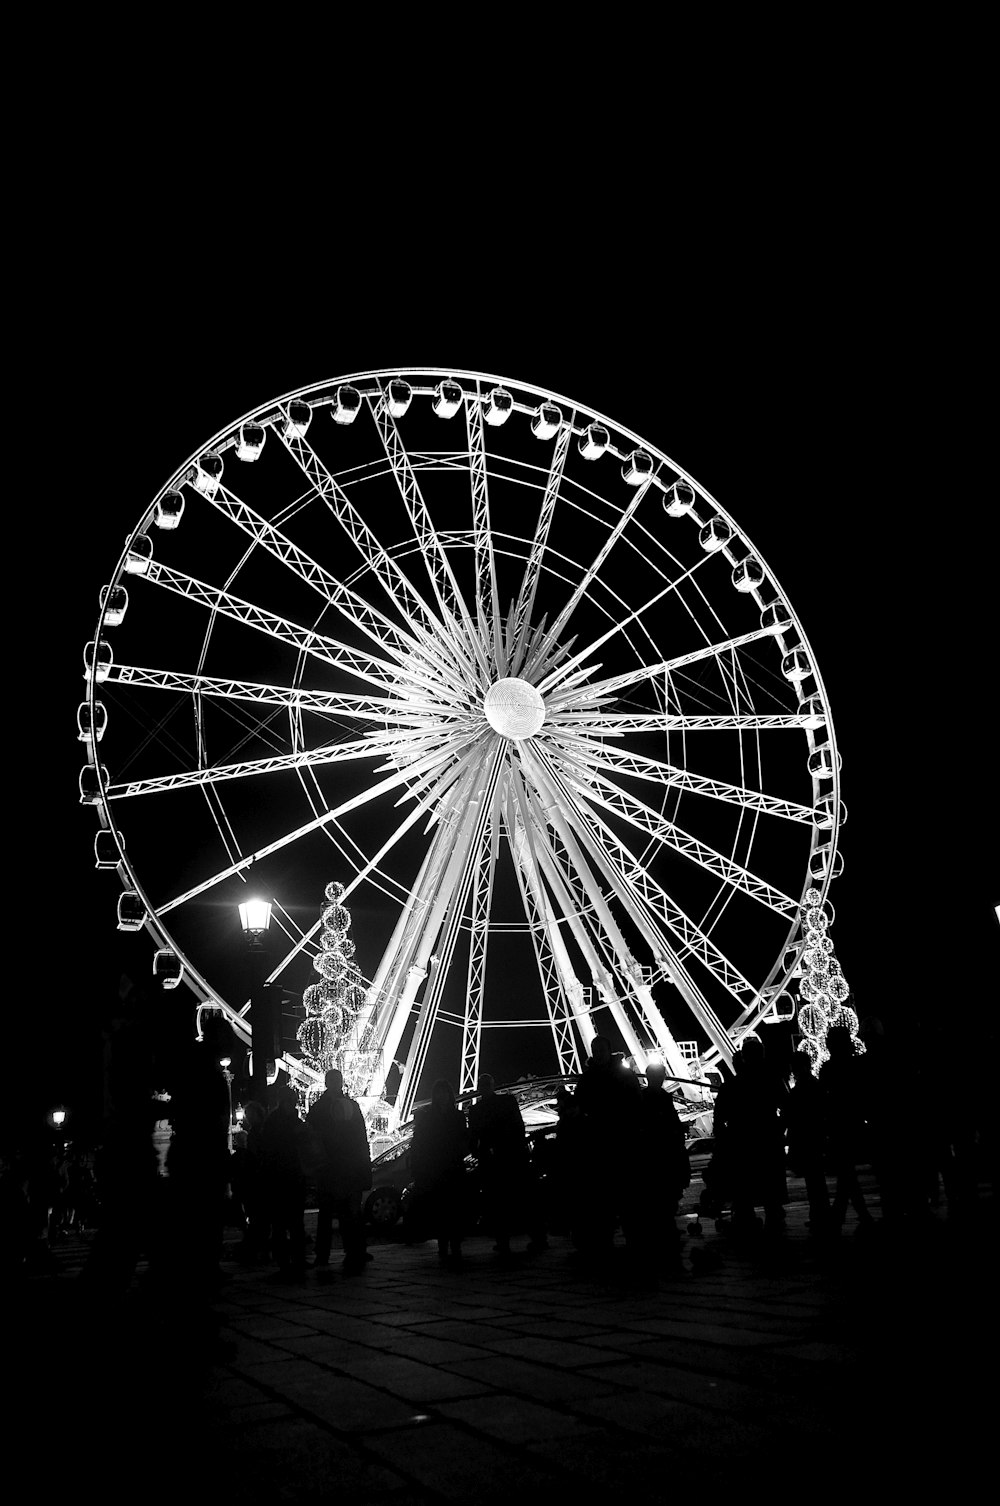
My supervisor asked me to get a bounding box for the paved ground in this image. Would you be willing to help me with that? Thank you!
[12,1172,995,1503]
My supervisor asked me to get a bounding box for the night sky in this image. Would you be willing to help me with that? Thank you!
[14,222,993,1150]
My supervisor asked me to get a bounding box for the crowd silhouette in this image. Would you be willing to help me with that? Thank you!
[4,1009,993,1296]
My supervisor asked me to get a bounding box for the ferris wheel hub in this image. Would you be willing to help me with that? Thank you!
[484,677,545,740]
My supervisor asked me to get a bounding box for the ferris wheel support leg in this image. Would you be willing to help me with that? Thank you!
[506,784,587,1074]
[526,749,728,1090]
[458,809,499,1097]
[387,748,506,1127]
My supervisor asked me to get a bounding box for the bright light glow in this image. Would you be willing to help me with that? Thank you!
[484,678,545,740]
[52,1108,66,1127]
[239,898,272,935]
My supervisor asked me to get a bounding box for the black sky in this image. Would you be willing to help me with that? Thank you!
[13,159,994,1145]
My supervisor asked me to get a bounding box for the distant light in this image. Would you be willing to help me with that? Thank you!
[51,1108,66,1128]
[219,1056,232,1069]
[239,898,272,936]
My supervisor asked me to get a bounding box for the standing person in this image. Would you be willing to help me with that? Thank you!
[572,1035,642,1261]
[785,1049,831,1234]
[307,1068,373,1279]
[468,1074,547,1257]
[712,1036,787,1241]
[232,1101,270,1262]
[410,1080,469,1267]
[259,1084,309,1282]
[627,1061,690,1278]
[819,1024,876,1233]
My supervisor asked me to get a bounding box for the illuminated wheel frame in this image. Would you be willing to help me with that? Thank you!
[79,368,843,1128]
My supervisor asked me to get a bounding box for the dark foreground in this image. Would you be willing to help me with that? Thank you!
[12,1171,996,1504]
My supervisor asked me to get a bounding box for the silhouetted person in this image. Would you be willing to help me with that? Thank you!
[626,1061,690,1279]
[307,1068,373,1277]
[819,1025,875,1233]
[785,1048,831,1233]
[259,1085,308,1281]
[410,1079,469,1266]
[550,1086,586,1239]
[468,1073,547,1256]
[232,1101,270,1261]
[160,1040,232,1294]
[573,1035,642,1259]
[712,1037,787,1240]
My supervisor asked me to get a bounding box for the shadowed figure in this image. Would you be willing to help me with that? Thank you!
[819,1024,876,1233]
[307,1068,372,1277]
[625,1061,691,1279]
[231,1101,270,1262]
[711,1037,787,1240]
[785,1048,831,1234]
[410,1079,469,1266]
[468,1073,547,1257]
[259,1085,309,1281]
[572,1035,642,1260]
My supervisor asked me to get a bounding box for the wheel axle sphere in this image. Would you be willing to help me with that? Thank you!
[484,678,545,740]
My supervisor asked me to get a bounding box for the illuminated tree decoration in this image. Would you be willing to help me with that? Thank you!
[794,887,863,1072]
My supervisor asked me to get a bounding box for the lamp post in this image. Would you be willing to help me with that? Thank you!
[219,1056,234,1152]
[239,896,274,1107]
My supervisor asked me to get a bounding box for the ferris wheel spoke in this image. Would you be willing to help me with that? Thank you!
[107,727,465,801]
[143,560,404,695]
[552,779,758,1008]
[536,553,715,696]
[367,392,490,681]
[518,769,691,1075]
[277,422,446,641]
[389,745,506,1124]
[550,710,825,733]
[101,664,458,726]
[552,757,798,915]
[465,388,505,674]
[458,793,500,1095]
[508,424,571,674]
[203,481,442,674]
[548,735,815,824]
[540,476,655,652]
[504,785,587,1073]
[523,750,740,1068]
[156,741,470,917]
[545,621,793,713]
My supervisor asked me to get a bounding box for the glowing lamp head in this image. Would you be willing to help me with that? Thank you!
[239,898,272,936]
[483,678,545,740]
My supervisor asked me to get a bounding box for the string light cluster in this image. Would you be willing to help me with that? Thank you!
[297,881,368,1109]
[794,886,863,1073]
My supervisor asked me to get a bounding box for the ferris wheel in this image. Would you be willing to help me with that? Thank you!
[79,368,845,1129]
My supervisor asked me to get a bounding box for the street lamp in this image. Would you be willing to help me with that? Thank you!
[219,1056,234,1152]
[239,894,274,1105]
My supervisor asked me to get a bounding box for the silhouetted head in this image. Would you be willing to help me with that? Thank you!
[431,1079,456,1112]
[477,1073,496,1097]
[645,1061,667,1091]
[735,1036,764,1073]
[325,1068,345,1094]
[274,1083,299,1114]
[590,1035,612,1067]
[826,1024,854,1059]
[243,1100,266,1127]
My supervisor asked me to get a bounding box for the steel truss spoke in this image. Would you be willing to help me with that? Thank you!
[540,476,654,652]
[367,391,490,681]
[549,736,815,823]
[553,755,797,915]
[102,664,451,724]
[524,747,739,1072]
[508,424,571,673]
[465,388,505,674]
[506,775,587,1073]
[551,711,824,733]
[536,553,713,696]
[458,791,500,1095]
[545,622,793,712]
[203,481,455,684]
[156,739,475,917]
[143,560,405,696]
[391,744,506,1125]
[516,766,690,1079]
[109,728,467,800]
